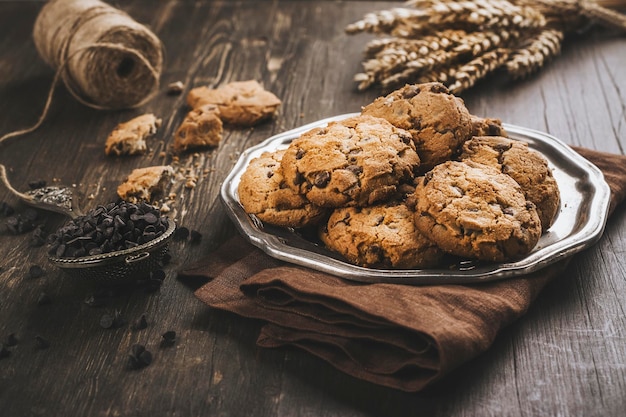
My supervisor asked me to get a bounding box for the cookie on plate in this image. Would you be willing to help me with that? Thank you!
[280,115,420,208]
[174,104,223,152]
[105,114,161,156]
[117,165,175,204]
[460,136,560,231]
[412,160,542,262]
[238,150,328,228]
[187,80,281,126]
[361,82,473,172]
[320,202,444,268]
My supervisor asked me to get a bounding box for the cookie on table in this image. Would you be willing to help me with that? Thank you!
[361,82,473,172]
[470,115,507,137]
[460,136,560,231]
[174,104,223,152]
[238,150,328,228]
[412,160,542,262]
[105,114,161,156]
[187,80,281,126]
[117,165,175,204]
[320,202,444,269]
[280,115,420,208]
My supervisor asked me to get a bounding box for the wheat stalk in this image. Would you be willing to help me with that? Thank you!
[347,0,626,93]
[506,29,564,79]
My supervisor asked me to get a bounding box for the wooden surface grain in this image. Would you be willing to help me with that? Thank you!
[1,1,625,416]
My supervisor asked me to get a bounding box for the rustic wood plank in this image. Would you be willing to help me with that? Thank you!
[1,1,625,417]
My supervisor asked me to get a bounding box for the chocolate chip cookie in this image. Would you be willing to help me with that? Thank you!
[117,165,175,204]
[460,136,560,231]
[280,115,420,208]
[361,82,473,172]
[238,150,328,228]
[187,80,281,126]
[105,114,161,156]
[320,202,444,268]
[412,160,542,262]
[174,104,223,152]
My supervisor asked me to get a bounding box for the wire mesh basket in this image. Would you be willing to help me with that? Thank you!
[48,218,176,284]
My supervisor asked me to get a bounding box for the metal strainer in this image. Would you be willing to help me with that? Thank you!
[48,218,175,284]
[1,164,175,284]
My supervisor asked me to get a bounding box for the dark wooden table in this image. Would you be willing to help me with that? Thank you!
[1,1,625,416]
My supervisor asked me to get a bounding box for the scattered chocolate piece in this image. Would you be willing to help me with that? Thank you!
[99,313,115,329]
[161,330,177,347]
[189,230,202,244]
[132,314,148,331]
[173,226,189,241]
[29,225,47,247]
[28,265,45,279]
[0,343,10,359]
[99,310,126,329]
[37,292,52,306]
[5,212,38,234]
[5,333,18,347]
[128,344,152,369]
[35,335,50,349]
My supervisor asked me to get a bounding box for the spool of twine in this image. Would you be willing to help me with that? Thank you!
[33,0,163,110]
[0,0,164,145]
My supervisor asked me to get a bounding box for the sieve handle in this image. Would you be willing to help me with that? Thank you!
[125,252,150,264]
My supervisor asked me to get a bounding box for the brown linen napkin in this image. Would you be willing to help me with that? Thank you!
[180,147,626,392]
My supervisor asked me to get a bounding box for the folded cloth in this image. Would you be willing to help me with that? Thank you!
[180,147,626,392]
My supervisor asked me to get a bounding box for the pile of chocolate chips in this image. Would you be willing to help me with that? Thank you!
[47,201,169,258]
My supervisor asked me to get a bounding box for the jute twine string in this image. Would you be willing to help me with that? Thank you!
[0,0,163,146]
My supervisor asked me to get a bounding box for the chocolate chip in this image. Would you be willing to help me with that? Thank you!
[487,123,503,136]
[503,207,515,216]
[401,85,420,98]
[399,133,412,144]
[99,314,115,329]
[99,310,126,329]
[423,172,433,186]
[28,265,44,279]
[5,333,18,347]
[35,335,50,349]
[295,148,305,159]
[293,171,305,186]
[173,226,189,241]
[138,350,153,366]
[132,314,148,331]
[37,292,52,306]
[189,230,202,243]
[313,171,330,188]
[346,165,363,176]
[128,344,152,370]
[430,83,449,93]
[0,344,10,359]
[161,330,176,347]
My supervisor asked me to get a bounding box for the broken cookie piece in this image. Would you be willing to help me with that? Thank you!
[117,165,175,204]
[174,104,223,153]
[105,114,162,156]
[186,80,281,126]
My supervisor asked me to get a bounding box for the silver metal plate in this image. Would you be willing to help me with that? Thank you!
[220,113,611,285]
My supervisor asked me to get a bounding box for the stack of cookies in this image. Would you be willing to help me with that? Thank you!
[238,82,560,269]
